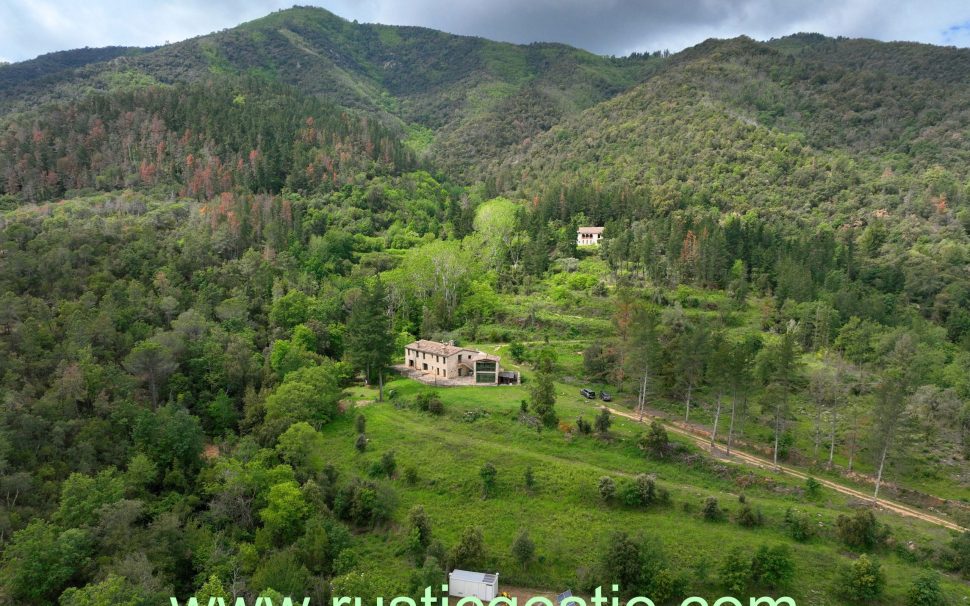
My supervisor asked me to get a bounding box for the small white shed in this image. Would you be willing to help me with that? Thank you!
[448,569,499,600]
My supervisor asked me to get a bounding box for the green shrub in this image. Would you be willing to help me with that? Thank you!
[783,508,816,542]
[736,503,765,527]
[415,391,444,415]
[906,573,947,606]
[480,462,497,498]
[838,554,885,603]
[719,547,751,593]
[702,497,724,522]
[804,476,822,500]
[511,529,536,566]
[750,545,794,589]
[836,509,888,551]
[524,466,535,490]
[508,341,526,363]
[380,451,396,478]
[638,420,670,459]
[595,407,612,434]
[450,526,485,570]
[950,530,970,577]
[598,476,616,502]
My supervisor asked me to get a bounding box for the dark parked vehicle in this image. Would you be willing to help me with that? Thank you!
[600,392,612,402]
[580,388,596,399]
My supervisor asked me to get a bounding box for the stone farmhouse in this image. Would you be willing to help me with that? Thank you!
[402,340,519,385]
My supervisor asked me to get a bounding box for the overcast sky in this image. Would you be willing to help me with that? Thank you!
[2,0,970,64]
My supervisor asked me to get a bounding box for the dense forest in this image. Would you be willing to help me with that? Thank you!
[1,6,969,606]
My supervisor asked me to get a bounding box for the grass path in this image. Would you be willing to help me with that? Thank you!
[606,404,968,532]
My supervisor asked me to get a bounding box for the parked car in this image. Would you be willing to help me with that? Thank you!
[600,391,612,402]
[580,388,596,399]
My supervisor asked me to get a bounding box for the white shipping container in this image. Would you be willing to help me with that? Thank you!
[448,569,499,601]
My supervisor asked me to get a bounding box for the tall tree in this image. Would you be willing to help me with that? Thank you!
[530,348,558,427]
[725,335,759,455]
[678,318,710,424]
[123,339,177,409]
[756,323,802,466]
[345,279,395,401]
[871,333,919,501]
[627,305,659,421]
[706,330,733,451]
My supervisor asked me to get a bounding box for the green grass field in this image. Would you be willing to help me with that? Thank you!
[333,376,969,604]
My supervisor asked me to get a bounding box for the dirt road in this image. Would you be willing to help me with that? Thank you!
[606,405,967,533]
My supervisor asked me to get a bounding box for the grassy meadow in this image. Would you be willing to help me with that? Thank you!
[332,374,967,604]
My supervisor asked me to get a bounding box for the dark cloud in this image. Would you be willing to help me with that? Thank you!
[2,0,970,63]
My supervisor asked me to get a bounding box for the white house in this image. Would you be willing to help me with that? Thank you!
[577,226,604,246]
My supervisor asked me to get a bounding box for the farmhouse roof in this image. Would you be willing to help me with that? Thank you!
[577,226,604,234]
[406,339,475,357]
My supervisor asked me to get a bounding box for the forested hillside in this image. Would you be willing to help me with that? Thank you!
[495,36,970,347]
[0,6,658,180]
[1,8,969,606]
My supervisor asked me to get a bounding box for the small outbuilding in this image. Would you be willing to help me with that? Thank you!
[448,569,500,600]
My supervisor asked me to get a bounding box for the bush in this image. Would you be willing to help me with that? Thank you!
[511,529,536,566]
[595,408,612,434]
[638,421,670,459]
[950,530,970,577]
[736,503,765,528]
[838,555,885,603]
[509,341,527,363]
[702,497,724,522]
[906,573,947,606]
[480,462,497,498]
[783,508,816,542]
[719,547,751,593]
[355,414,366,434]
[576,416,592,434]
[368,460,385,478]
[595,531,678,598]
[450,526,485,570]
[409,557,446,599]
[380,451,396,478]
[415,391,444,415]
[619,474,668,508]
[408,505,432,545]
[333,478,395,527]
[355,434,368,453]
[750,545,794,589]
[836,510,888,551]
[598,476,616,502]
[524,466,535,490]
[804,476,822,500]
[404,467,419,485]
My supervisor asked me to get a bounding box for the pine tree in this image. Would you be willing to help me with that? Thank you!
[346,279,394,401]
[530,348,558,427]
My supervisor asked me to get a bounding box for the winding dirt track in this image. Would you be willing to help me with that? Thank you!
[605,405,967,533]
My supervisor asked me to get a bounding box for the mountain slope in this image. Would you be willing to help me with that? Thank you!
[0,7,659,180]
[494,36,970,215]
